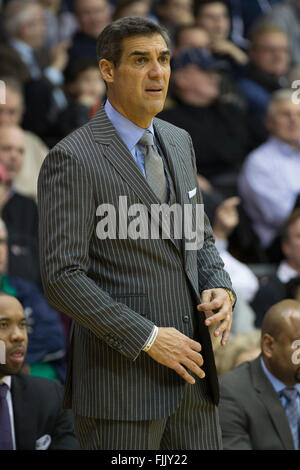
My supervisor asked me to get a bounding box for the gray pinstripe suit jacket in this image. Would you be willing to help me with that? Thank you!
[38,105,233,420]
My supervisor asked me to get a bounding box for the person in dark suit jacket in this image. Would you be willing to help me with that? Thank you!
[0,294,79,450]
[219,299,300,450]
[38,17,235,450]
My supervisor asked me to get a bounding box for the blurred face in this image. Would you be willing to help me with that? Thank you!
[173,64,219,105]
[117,1,150,19]
[263,310,300,385]
[0,296,28,378]
[196,2,230,40]
[0,88,23,126]
[176,27,210,52]
[250,32,290,77]
[100,34,171,128]
[0,127,25,184]
[158,0,194,26]
[68,67,105,101]
[282,218,300,271]
[0,226,8,275]
[266,99,300,147]
[75,0,111,39]
[18,4,47,49]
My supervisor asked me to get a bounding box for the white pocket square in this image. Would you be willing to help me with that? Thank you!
[35,434,51,450]
[188,187,197,199]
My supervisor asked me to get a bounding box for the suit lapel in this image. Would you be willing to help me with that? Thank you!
[11,374,35,450]
[89,107,180,251]
[251,358,295,450]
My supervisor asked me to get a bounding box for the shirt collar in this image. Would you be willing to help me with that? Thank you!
[260,356,300,395]
[269,137,300,157]
[104,99,154,152]
[277,260,299,283]
[0,376,11,389]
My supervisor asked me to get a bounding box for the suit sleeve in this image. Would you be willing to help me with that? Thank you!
[218,376,253,450]
[186,133,236,297]
[38,147,155,362]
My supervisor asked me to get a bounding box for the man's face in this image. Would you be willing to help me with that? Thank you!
[266,99,300,147]
[101,34,171,128]
[0,88,23,126]
[173,65,220,105]
[176,28,210,52]
[250,32,290,77]
[196,2,230,40]
[282,218,300,270]
[0,127,25,184]
[75,0,111,39]
[0,296,28,378]
[265,311,300,385]
[19,4,47,49]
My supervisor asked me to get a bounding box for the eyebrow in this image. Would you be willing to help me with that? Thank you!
[128,50,170,58]
[0,317,26,321]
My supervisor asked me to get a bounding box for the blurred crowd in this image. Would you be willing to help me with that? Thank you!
[0,0,299,437]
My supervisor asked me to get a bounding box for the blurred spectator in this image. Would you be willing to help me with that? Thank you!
[238,90,300,255]
[213,196,259,303]
[238,24,291,144]
[194,0,248,67]
[226,0,284,49]
[68,0,111,62]
[0,0,70,144]
[0,126,40,285]
[0,294,79,450]
[258,0,300,66]
[159,48,250,196]
[252,209,300,327]
[154,0,194,41]
[112,0,152,21]
[56,58,105,137]
[286,276,300,302]
[0,217,67,382]
[0,76,48,200]
[219,299,300,450]
[213,329,261,375]
[39,0,78,47]
[173,23,210,55]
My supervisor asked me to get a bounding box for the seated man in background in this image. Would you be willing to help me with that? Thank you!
[219,299,300,450]
[159,47,250,197]
[0,75,48,201]
[0,126,40,285]
[252,209,300,326]
[0,216,67,382]
[238,89,300,260]
[0,294,79,450]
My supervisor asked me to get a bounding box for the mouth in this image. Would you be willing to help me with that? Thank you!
[8,347,25,364]
[145,87,164,95]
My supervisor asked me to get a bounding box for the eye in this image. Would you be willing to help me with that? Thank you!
[159,55,170,64]
[0,322,8,328]
[135,57,147,65]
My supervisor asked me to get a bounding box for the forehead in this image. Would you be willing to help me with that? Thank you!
[0,128,24,146]
[274,100,300,113]
[257,32,288,46]
[0,298,24,320]
[120,34,169,58]
[279,311,300,341]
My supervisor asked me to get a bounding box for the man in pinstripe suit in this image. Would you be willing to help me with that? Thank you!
[38,17,235,450]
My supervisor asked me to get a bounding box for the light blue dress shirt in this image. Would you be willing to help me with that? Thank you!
[260,355,300,446]
[104,99,163,179]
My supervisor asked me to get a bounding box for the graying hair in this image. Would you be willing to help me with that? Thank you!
[3,0,39,39]
[267,89,297,116]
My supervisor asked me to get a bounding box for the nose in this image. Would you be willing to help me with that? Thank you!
[148,60,164,79]
[10,325,26,343]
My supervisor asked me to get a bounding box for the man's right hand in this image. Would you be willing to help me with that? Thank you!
[146,327,205,384]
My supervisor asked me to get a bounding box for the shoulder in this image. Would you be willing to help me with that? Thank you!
[243,140,274,168]
[219,360,252,393]
[13,373,62,400]
[154,117,191,142]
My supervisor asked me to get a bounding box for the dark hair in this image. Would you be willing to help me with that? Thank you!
[96,16,170,65]
[286,277,300,300]
[64,58,99,84]
[281,209,300,242]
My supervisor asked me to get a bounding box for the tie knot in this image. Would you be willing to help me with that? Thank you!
[0,383,8,400]
[138,130,154,147]
[280,387,298,402]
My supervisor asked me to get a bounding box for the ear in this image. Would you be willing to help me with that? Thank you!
[261,333,274,359]
[99,59,115,84]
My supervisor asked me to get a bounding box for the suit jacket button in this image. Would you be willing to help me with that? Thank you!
[183,315,189,323]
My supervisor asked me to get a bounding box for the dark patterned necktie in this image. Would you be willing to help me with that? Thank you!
[0,383,13,450]
[280,387,299,450]
[138,131,167,203]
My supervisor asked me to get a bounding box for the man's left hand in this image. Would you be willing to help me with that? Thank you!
[197,288,233,346]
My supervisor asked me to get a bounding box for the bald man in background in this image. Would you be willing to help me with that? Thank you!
[219,299,300,450]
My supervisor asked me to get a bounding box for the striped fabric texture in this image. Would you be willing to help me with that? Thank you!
[38,105,233,421]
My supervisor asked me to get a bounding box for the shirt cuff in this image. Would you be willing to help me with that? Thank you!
[142,325,158,352]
